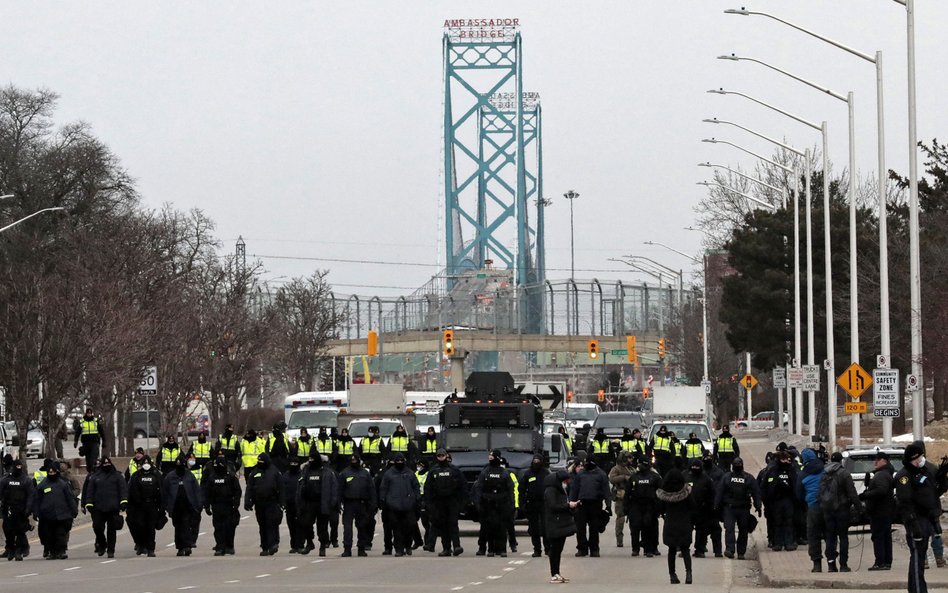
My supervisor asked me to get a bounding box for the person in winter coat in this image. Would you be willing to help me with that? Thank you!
[127,456,162,557]
[520,454,550,557]
[588,428,614,472]
[157,435,182,475]
[282,456,305,553]
[908,440,948,569]
[203,456,241,555]
[685,457,721,558]
[544,470,576,584]
[861,451,895,570]
[33,462,78,559]
[568,458,611,557]
[714,456,761,560]
[795,447,825,572]
[425,448,467,556]
[657,469,695,584]
[473,449,515,557]
[298,450,339,556]
[0,457,35,561]
[162,455,202,556]
[265,422,291,473]
[338,455,376,557]
[245,452,285,555]
[761,451,798,552]
[379,452,420,556]
[608,451,634,548]
[84,457,128,558]
[819,451,863,572]
[625,457,662,557]
[897,443,945,593]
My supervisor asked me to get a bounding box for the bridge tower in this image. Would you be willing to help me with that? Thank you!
[442,20,545,314]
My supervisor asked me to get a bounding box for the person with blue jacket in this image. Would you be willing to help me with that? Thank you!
[795,448,825,572]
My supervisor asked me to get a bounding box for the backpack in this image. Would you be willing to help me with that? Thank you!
[818,472,842,512]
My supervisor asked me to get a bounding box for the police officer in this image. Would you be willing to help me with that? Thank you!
[339,455,376,557]
[862,451,895,570]
[314,427,336,462]
[74,408,105,473]
[299,449,339,556]
[426,448,466,556]
[283,456,305,554]
[265,422,291,473]
[161,455,201,556]
[127,456,162,557]
[419,426,439,459]
[625,457,661,557]
[685,457,719,558]
[714,456,761,560]
[474,449,514,557]
[240,429,261,480]
[85,457,127,558]
[388,425,413,463]
[0,457,34,561]
[334,428,355,471]
[125,448,146,481]
[683,433,707,464]
[189,431,213,472]
[33,458,51,486]
[33,462,77,560]
[569,458,611,558]
[379,452,420,556]
[620,428,648,458]
[650,425,675,477]
[896,443,943,593]
[557,426,573,452]
[521,454,549,557]
[295,428,313,460]
[588,428,613,471]
[713,425,739,473]
[215,424,240,471]
[203,456,241,556]
[157,435,181,475]
[761,451,798,552]
[360,426,384,476]
[609,451,633,548]
[245,452,285,556]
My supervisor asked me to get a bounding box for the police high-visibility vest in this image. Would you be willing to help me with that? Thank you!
[33,470,47,485]
[191,466,203,483]
[672,441,683,456]
[297,439,312,459]
[564,437,573,451]
[620,439,637,452]
[509,471,520,509]
[128,460,142,477]
[390,435,409,453]
[362,437,382,455]
[716,437,735,454]
[241,439,260,468]
[591,439,610,454]
[316,438,334,455]
[686,443,704,459]
[337,440,354,456]
[267,433,289,453]
[652,435,671,453]
[218,435,237,452]
[423,438,438,454]
[192,441,212,460]
[81,418,99,436]
[160,445,181,464]
[416,471,427,496]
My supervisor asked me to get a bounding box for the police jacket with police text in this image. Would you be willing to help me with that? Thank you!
[625,469,662,507]
[762,462,798,503]
[86,466,128,513]
[0,472,35,514]
[474,463,514,507]
[128,470,163,511]
[715,470,761,511]
[34,476,78,521]
[203,469,242,509]
[424,461,467,502]
[299,463,339,515]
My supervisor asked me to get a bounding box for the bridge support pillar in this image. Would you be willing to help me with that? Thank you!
[449,353,467,391]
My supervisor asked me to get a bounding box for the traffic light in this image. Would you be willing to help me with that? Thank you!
[643,387,650,399]
[567,390,574,402]
[443,329,454,356]
[597,389,605,402]
[367,330,378,357]
[658,337,666,359]
[627,335,638,364]
[588,339,599,360]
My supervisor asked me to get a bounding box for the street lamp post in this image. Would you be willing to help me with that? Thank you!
[0,207,67,234]
[564,190,579,280]
[702,120,813,436]
[725,5,893,445]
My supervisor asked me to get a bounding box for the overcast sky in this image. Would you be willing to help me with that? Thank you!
[2,1,945,295]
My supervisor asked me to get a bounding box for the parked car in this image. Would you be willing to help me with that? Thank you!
[841,446,905,527]
[0,422,7,460]
[2,421,15,450]
[591,411,646,439]
[25,422,47,458]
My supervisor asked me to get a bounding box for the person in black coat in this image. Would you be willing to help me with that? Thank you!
[519,454,550,557]
[0,457,35,561]
[298,450,339,556]
[84,457,128,558]
[33,462,78,560]
[861,451,895,570]
[473,449,515,557]
[657,469,695,584]
[161,455,202,556]
[127,457,162,557]
[714,456,762,560]
[625,457,662,557]
[425,448,467,556]
[685,457,720,558]
[761,451,798,552]
[379,452,420,556]
[203,456,242,556]
[282,456,305,554]
[544,470,576,584]
[245,452,285,556]
[568,458,611,558]
[338,455,376,557]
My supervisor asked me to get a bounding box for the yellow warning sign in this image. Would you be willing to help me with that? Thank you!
[844,401,868,414]
[740,374,758,391]
[836,363,873,400]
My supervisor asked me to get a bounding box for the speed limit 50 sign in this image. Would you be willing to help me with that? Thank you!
[138,366,158,395]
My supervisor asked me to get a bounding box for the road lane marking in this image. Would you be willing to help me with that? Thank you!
[199,532,206,536]
[503,567,515,572]
[487,575,502,580]
[64,566,81,571]
[241,515,249,520]
[101,559,116,564]
[16,573,38,578]
[311,559,324,564]
[255,574,270,578]
[224,580,240,584]
[510,560,526,565]
[165,542,175,547]
[451,588,464,591]
[469,583,483,586]
[177,587,196,591]
[285,566,297,571]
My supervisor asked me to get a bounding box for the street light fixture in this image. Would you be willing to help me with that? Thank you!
[563,190,579,280]
[725,5,894,444]
[696,181,777,212]
[0,207,66,234]
[0,194,14,200]
[698,163,786,204]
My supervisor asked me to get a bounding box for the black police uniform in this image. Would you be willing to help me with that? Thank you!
[379,459,420,555]
[896,458,943,593]
[203,461,242,555]
[474,461,514,556]
[762,461,798,550]
[425,459,467,555]
[0,466,35,560]
[569,462,611,556]
[161,464,202,554]
[245,454,285,555]
[715,465,761,558]
[339,462,376,555]
[684,464,721,557]
[127,465,163,556]
[85,463,127,556]
[282,461,305,552]
[33,472,78,559]
[625,465,661,556]
[520,464,550,556]
[298,455,339,555]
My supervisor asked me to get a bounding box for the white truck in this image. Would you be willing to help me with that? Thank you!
[649,385,715,452]
[283,391,346,439]
[340,384,411,432]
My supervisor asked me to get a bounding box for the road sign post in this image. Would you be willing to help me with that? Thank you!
[872,368,900,431]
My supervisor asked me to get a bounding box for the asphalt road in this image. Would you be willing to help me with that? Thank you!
[4,435,787,593]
